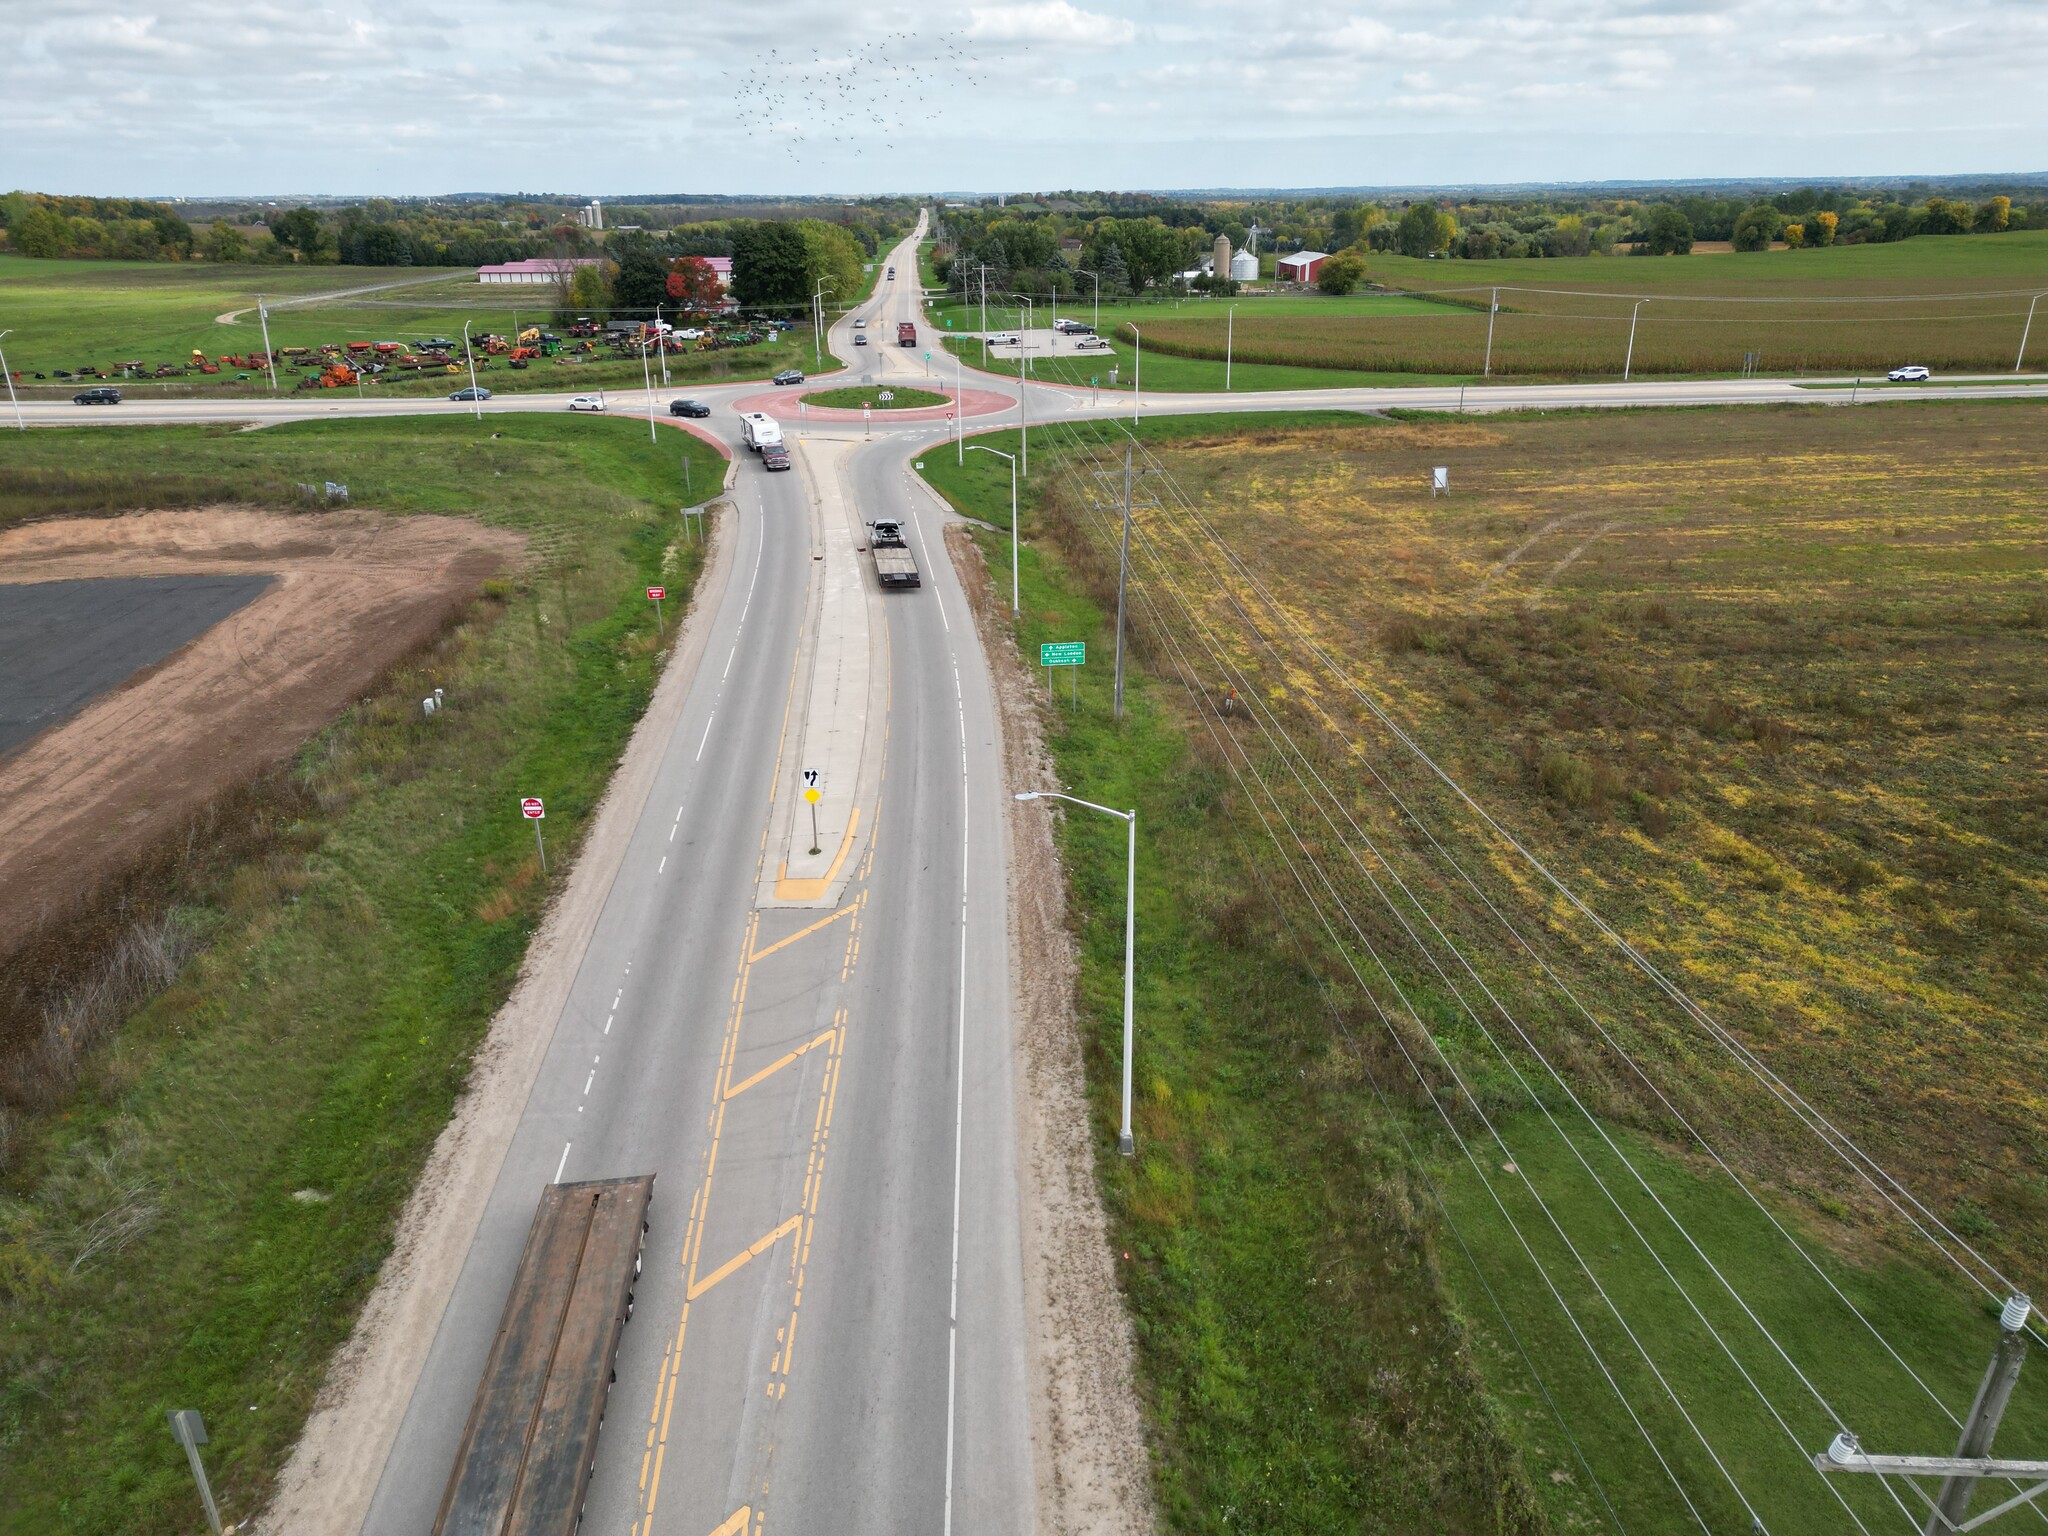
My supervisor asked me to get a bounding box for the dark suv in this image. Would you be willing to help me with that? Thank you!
[74,386,122,405]
[669,398,711,418]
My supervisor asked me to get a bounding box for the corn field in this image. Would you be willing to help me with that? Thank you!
[1125,286,2047,377]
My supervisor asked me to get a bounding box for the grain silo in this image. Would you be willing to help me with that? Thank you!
[1212,233,1231,279]
[1231,248,1259,282]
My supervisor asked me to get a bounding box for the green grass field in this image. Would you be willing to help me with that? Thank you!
[920,401,2048,1533]
[0,416,722,1533]
[0,255,841,399]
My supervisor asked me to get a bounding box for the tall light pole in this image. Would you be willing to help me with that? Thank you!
[956,349,965,464]
[461,320,483,420]
[1016,792,1138,1155]
[968,444,1019,613]
[655,303,669,386]
[0,330,22,431]
[639,324,657,443]
[1225,304,1235,392]
[1623,298,1646,382]
[255,295,278,394]
[1130,324,1142,425]
[1484,286,1499,378]
[2018,293,2043,373]
[1085,268,1100,334]
[812,281,834,370]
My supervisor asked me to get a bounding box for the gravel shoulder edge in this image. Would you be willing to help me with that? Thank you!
[945,524,1157,1535]
[255,499,738,1536]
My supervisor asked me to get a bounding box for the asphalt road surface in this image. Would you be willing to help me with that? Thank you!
[362,220,1034,1535]
[0,573,273,755]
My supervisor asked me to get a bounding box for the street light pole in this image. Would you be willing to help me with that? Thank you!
[461,319,482,420]
[1015,791,1138,1155]
[2018,293,2043,373]
[1484,286,1499,378]
[255,295,278,394]
[640,325,657,443]
[656,303,669,385]
[0,331,22,431]
[1087,268,1100,334]
[956,349,965,464]
[813,281,834,370]
[1225,304,1235,392]
[968,444,1019,613]
[1624,298,1646,382]
[1131,325,1141,425]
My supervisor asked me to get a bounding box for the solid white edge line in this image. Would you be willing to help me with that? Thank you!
[941,653,969,1536]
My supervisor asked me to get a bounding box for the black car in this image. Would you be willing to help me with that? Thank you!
[761,445,792,471]
[772,369,805,386]
[669,398,711,417]
[74,386,122,405]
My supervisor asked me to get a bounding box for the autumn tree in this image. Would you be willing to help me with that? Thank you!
[1808,210,1838,247]
[666,256,724,315]
[1977,196,2012,233]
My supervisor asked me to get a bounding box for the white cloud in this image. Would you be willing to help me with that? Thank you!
[0,0,2044,192]
[967,1,1135,45]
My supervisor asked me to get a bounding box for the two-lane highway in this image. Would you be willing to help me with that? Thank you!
[359,220,1035,1536]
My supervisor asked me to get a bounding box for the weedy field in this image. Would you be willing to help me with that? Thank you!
[925,399,2048,1532]
[0,416,720,1532]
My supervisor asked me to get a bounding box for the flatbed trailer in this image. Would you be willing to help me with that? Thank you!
[432,1176,654,1536]
[866,518,921,588]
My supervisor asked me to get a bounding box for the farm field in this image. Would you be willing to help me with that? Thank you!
[0,255,839,398]
[922,400,2048,1531]
[0,415,721,1533]
[928,232,2048,383]
[941,333,1460,394]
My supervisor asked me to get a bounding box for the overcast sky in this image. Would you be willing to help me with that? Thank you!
[5,0,2045,198]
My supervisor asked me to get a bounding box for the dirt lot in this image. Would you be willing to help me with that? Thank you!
[0,506,522,955]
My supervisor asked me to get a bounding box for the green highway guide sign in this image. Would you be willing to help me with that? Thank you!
[1040,641,1086,667]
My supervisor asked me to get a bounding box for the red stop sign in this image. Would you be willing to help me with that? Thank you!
[520,797,545,820]
[646,585,666,601]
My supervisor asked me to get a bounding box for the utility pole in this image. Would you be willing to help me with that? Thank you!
[1114,445,1132,721]
[1813,1294,2048,1533]
[0,330,22,430]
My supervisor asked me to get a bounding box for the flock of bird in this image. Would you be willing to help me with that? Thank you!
[723,32,1028,161]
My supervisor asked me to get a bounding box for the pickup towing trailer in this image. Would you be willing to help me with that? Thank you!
[740,412,783,452]
[866,518,921,589]
[897,321,916,347]
[431,1176,654,1536]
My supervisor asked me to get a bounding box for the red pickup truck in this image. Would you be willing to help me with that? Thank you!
[897,321,916,347]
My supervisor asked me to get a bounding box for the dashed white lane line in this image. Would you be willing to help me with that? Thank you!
[584,1070,596,1096]
[555,1142,572,1183]
[605,1014,614,1035]
[696,714,716,760]
[669,823,678,841]
[658,855,668,875]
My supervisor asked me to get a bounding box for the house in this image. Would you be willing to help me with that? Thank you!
[1276,250,1329,284]
[477,257,601,285]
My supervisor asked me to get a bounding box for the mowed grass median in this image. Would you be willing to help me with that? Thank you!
[0,416,723,1533]
[922,399,2048,1532]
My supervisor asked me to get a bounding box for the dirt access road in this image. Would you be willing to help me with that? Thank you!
[0,506,522,955]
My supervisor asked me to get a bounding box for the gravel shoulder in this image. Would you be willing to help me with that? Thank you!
[946,523,1157,1535]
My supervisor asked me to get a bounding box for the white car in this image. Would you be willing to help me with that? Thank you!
[567,394,607,412]
[1887,365,1931,383]
[853,319,867,329]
